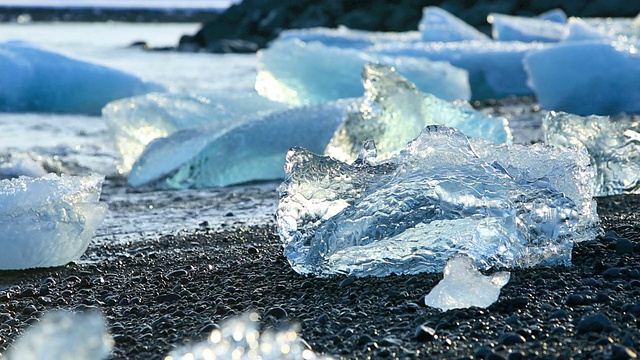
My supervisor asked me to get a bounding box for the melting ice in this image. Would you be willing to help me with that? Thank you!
[278,125,598,277]
[0,174,107,270]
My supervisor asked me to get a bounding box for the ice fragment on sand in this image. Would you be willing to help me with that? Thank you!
[0,173,107,269]
[278,125,598,277]
[487,13,567,42]
[277,26,421,50]
[165,312,330,360]
[325,63,510,163]
[4,310,113,360]
[256,39,470,105]
[424,255,510,310]
[0,41,161,115]
[543,111,640,196]
[103,91,287,175]
[419,7,490,42]
[129,100,350,189]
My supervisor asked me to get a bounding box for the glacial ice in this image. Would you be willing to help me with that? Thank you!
[278,125,598,277]
[0,173,107,269]
[0,41,162,115]
[538,9,568,23]
[166,312,330,360]
[419,7,490,42]
[277,26,422,50]
[103,91,287,175]
[4,310,113,360]
[488,13,567,42]
[543,111,640,196]
[424,255,510,310]
[325,63,510,163]
[256,39,471,105]
[128,100,350,189]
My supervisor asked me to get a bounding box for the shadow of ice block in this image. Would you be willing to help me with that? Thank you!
[419,7,490,42]
[278,125,599,277]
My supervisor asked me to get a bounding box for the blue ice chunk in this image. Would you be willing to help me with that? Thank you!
[488,13,567,42]
[538,9,568,23]
[277,26,422,49]
[278,125,598,277]
[419,7,490,42]
[524,41,640,115]
[325,63,509,163]
[256,39,470,105]
[0,41,162,115]
[128,100,350,189]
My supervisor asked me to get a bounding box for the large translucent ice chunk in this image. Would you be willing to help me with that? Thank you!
[524,41,640,115]
[256,39,470,105]
[543,111,640,196]
[277,26,422,50]
[0,174,107,270]
[424,255,510,310]
[419,7,490,42]
[278,125,598,277]
[373,40,545,100]
[0,41,162,115]
[103,91,287,175]
[325,63,510,163]
[487,13,567,42]
[4,310,113,360]
[129,100,350,189]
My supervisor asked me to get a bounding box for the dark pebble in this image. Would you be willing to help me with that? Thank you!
[358,334,376,345]
[166,269,188,278]
[264,306,287,320]
[576,313,614,334]
[22,305,37,316]
[499,333,526,345]
[339,277,355,287]
[510,297,528,309]
[413,325,436,342]
[486,352,507,360]
[566,294,588,306]
[318,313,329,325]
[155,293,181,303]
[611,344,638,360]
[603,267,621,278]
[616,238,635,255]
[379,337,402,347]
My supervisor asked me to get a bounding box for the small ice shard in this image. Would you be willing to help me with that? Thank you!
[277,26,422,50]
[0,173,107,270]
[0,41,162,115]
[487,13,567,42]
[524,41,640,115]
[256,39,470,105]
[278,125,598,277]
[424,255,510,311]
[4,310,113,360]
[372,40,545,100]
[543,111,640,196]
[103,91,287,175]
[129,100,350,189]
[325,63,510,163]
[165,312,330,360]
[419,7,490,42]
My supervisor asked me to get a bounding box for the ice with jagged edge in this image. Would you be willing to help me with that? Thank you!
[419,7,490,42]
[166,312,331,360]
[0,41,162,115]
[278,125,599,277]
[424,255,510,310]
[488,12,567,42]
[103,91,287,175]
[4,310,113,360]
[128,100,350,189]
[256,39,470,105]
[325,63,510,163]
[0,174,107,270]
[277,25,422,50]
[544,111,640,196]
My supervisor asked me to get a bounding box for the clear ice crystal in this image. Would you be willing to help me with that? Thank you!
[487,13,567,42]
[4,310,113,360]
[419,7,490,42]
[543,111,640,196]
[256,39,470,105]
[0,173,107,269]
[424,255,510,311]
[278,125,598,277]
[325,63,510,163]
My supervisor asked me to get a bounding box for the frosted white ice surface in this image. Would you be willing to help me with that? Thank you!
[419,7,490,42]
[103,91,287,175]
[0,173,107,269]
[424,255,510,310]
[277,26,422,49]
[256,39,470,105]
[0,41,162,115]
[4,310,113,360]
[325,63,510,163]
[278,125,598,277]
[0,152,48,178]
[488,13,567,42]
[128,100,350,189]
[166,312,331,360]
[544,111,640,196]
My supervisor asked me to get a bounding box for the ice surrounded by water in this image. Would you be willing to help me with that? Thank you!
[419,7,490,42]
[256,39,470,105]
[544,111,640,196]
[488,12,567,42]
[325,63,510,163]
[278,125,598,277]
[103,91,287,175]
[424,255,510,311]
[4,310,113,360]
[277,26,422,50]
[0,41,162,115]
[0,173,107,270]
[128,100,350,189]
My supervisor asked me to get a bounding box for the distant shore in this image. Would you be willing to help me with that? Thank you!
[0,6,220,23]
